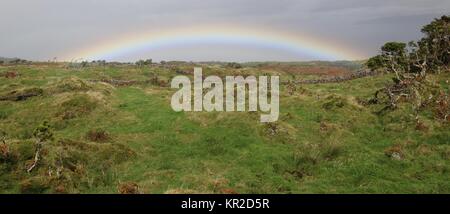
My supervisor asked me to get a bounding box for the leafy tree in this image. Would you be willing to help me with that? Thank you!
[407,41,428,76]
[366,55,385,71]
[380,42,408,81]
[418,15,449,73]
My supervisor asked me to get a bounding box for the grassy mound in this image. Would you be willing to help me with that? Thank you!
[1,138,135,193]
[0,87,43,101]
[56,94,99,120]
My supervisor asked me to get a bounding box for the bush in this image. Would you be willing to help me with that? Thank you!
[15,140,35,161]
[3,71,18,78]
[0,143,10,162]
[227,62,242,69]
[322,95,346,110]
[20,177,50,193]
[434,91,449,122]
[0,109,9,120]
[0,130,12,163]
[287,140,343,179]
[118,182,140,194]
[86,129,110,143]
[384,144,404,160]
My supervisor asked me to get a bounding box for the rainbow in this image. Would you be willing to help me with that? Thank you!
[66,25,363,61]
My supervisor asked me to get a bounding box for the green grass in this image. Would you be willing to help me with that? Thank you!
[0,63,448,193]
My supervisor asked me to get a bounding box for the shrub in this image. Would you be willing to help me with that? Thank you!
[4,71,18,78]
[118,182,140,194]
[27,121,53,173]
[288,140,343,178]
[322,95,346,110]
[384,144,404,160]
[15,140,35,161]
[0,108,9,120]
[86,129,110,142]
[0,130,14,163]
[50,77,92,94]
[226,62,242,69]
[434,91,449,122]
[20,177,50,193]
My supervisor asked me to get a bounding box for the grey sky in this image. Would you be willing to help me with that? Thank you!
[0,0,448,62]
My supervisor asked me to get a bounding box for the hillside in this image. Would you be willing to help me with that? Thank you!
[0,62,448,193]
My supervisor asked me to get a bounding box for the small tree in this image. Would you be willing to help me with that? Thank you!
[144,59,152,65]
[135,59,145,67]
[27,121,53,173]
[380,42,408,81]
[227,62,242,69]
[366,55,385,71]
[407,41,428,77]
[419,15,449,73]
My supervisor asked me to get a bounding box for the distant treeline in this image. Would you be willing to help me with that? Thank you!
[0,57,31,65]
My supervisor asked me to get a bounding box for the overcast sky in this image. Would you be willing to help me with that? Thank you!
[0,0,448,62]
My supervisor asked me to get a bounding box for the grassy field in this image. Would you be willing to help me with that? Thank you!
[0,62,449,193]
